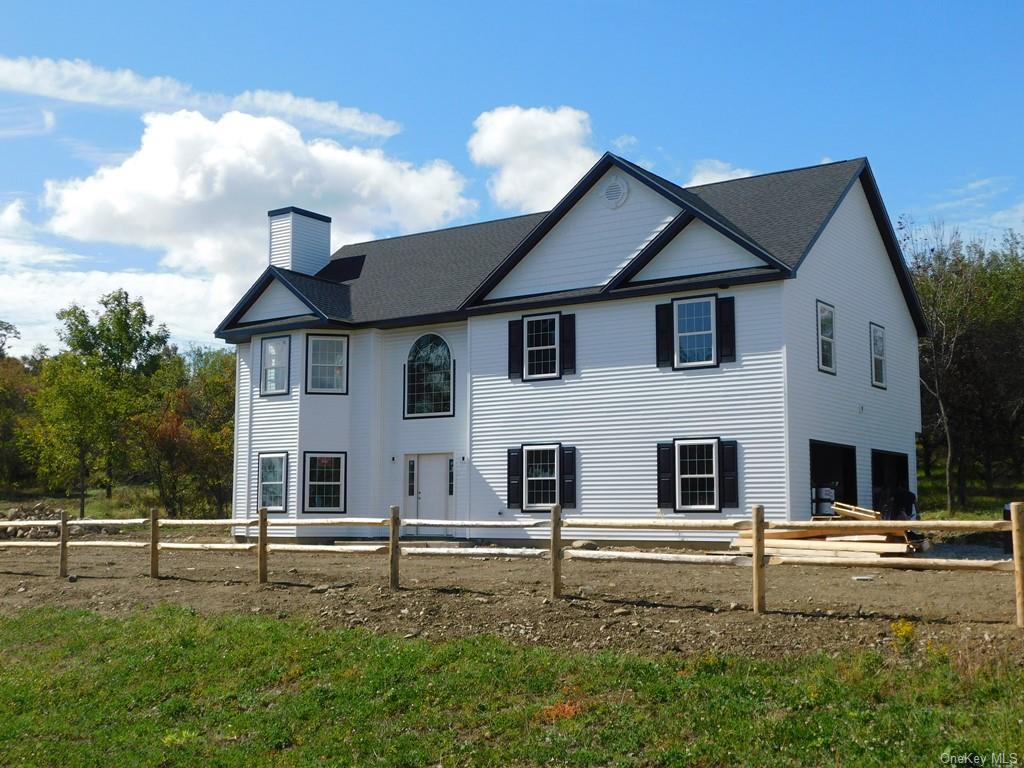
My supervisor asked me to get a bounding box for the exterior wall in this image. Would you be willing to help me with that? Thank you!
[469,283,789,541]
[269,212,331,275]
[486,169,678,299]
[231,342,251,534]
[634,220,765,281]
[783,180,922,519]
[240,280,308,323]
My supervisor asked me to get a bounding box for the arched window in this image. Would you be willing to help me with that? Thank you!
[405,334,453,416]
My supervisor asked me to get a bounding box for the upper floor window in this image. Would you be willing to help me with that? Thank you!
[261,336,290,395]
[306,335,348,394]
[817,301,836,374]
[258,452,287,512]
[405,333,453,417]
[674,297,716,367]
[524,313,560,380]
[870,322,886,388]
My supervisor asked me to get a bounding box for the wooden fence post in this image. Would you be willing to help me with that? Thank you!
[388,505,401,590]
[550,503,562,600]
[1012,502,1024,629]
[257,507,268,585]
[58,509,68,578]
[751,504,765,614]
[149,508,159,579]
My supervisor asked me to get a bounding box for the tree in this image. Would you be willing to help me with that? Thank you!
[0,321,20,358]
[185,348,235,515]
[29,354,107,517]
[0,356,36,487]
[57,290,170,497]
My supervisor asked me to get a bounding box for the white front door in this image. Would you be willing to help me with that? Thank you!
[406,453,452,535]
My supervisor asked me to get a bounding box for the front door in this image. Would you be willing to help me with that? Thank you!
[406,453,452,535]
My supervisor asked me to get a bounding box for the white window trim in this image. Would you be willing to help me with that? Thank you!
[817,301,836,374]
[303,452,346,513]
[523,313,561,380]
[672,297,717,369]
[260,336,290,395]
[870,322,886,389]
[306,334,349,394]
[674,438,719,512]
[404,334,455,418]
[257,452,287,513]
[523,443,560,512]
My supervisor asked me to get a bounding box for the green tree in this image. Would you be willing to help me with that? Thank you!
[185,347,235,516]
[29,354,107,517]
[0,320,20,358]
[0,356,36,488]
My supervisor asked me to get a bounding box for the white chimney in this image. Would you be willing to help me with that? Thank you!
[267,206,331,275]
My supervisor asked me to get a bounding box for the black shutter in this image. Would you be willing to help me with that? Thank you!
[507,448,523,508]
[560,445,577,508]
[717,297,736,363]
[655,303,673,367]
[508,319,523,379]
[719,440,739,508]
[560,314,576,375]
[657,442,675,509]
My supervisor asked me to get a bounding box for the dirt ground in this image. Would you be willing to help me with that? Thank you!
[0,535,1021,660]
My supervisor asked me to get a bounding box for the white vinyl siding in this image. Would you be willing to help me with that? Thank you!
[674,296,716,367]
[304,453,346,512]
[870,323,886,388]
[634,219,765,282]
[269,211,331,275]
[258,453,287,512]
[261,336,290,395]
[524,314,559,379]
[675,438,718,511]
[307,335,348,393]
[817,301,836,374]
[240,280,309,323]
[524,444,559,511]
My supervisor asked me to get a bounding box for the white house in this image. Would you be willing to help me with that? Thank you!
[215,153,926,541]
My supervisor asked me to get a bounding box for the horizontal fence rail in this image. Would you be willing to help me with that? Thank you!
[0,503,1021,628]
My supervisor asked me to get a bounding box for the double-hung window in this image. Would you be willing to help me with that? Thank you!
[523,314,559,379]
[674,297,716,367]
[261,336,290,395]
[306,335,348,394]
[258,453,287,512]
[523,444,559,511]
[675,438,718,511]
[870,322,886,388]
[304,452,346,512]
[817,301,836,374]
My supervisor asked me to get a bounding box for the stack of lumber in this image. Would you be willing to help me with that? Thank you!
[733,502,929,559]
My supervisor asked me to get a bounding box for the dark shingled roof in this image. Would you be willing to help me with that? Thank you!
[217,154,925,339]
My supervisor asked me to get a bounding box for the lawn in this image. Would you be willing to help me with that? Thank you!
[0,606,1020,767]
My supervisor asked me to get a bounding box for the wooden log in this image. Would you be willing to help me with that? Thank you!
[0,541,59,548]
[71,518,148,527]
[257,507,268,584]
[831,502,881,520]
[738,537,910,554]
[1012,503,1024,629]
[58,509,68,578]
[739,528,907,540]
[754,547,883,559]
[564,550,751,566]
[550,504,562,600]
[149,508,159,578]
[268,543,387,554]
[267,517,389,527]
[401,546,549,559]
[159,542,257,551]
[400,518,550,528]
[752,504,765,615]
[561,518,751,531]
[0,519,62,528]
[388,505,400,591]
[159,518,256,527]
[67,541,148,548]
[767,519,1011,533]
[768,555,1013,572]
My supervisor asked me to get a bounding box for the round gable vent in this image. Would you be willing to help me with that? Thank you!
[601,174,629,209]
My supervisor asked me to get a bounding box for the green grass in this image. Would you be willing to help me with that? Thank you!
[917,468,1024,518]
[0,607,1020,766]
[0,485,165,520]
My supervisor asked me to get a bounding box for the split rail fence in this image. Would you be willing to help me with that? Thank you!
[1,503,1022,627]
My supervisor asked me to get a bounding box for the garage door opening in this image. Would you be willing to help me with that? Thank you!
[871,450,909,517]
[809,440,857,515]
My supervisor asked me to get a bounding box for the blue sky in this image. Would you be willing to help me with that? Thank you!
[1,1,1021,354]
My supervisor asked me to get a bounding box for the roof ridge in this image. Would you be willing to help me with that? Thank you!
[335,211,548,252]
[684,157,866,190]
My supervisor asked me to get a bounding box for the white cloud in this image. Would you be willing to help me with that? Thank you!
[684,159,755,187]
[467,105,600,212]
[612,134,638,151]
[0,56,399,137]
[0,198,83,268]
[0,106,56,138]
[43,110,476,279]
[820,156,834,164]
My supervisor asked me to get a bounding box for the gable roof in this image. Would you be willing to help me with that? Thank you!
[216,154,927,341]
